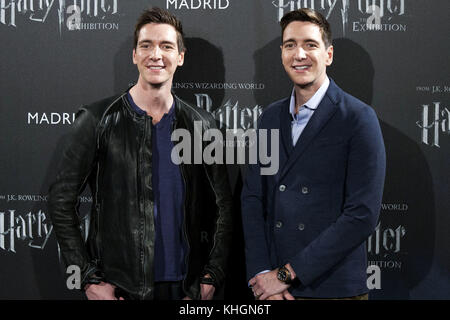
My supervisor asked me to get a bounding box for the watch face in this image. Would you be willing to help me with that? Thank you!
[278,269,288,282]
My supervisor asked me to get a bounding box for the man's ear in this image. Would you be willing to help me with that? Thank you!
[326,45,334,66]
[178,50,185,67]
[132,48,137,65]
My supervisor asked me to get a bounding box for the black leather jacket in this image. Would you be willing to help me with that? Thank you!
[48,92,233,299]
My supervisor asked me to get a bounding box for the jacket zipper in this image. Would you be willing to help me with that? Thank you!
[95,161,101,260]
[139,117,148,299]
[180,163,191,298]
[173,119,192,299]
[202,162,220,283]
[179,102,220,270]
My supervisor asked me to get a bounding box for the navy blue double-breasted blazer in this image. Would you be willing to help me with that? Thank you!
[241,78,386,298]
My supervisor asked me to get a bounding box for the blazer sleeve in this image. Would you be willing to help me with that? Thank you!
[290,106,386,286]
[241,114,274,282]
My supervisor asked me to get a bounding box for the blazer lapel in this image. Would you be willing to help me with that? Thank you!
[279,89,339,181]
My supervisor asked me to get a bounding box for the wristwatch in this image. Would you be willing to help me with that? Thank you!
[277,265,293,284]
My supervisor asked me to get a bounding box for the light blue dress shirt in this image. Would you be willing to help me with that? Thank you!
[289,77,330,146]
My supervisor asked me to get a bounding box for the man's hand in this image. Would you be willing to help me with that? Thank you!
[85,281,123,300]
[249,269,290,300]
[200,284,215,300]
[266,293,284,300]
[266,290,296,300]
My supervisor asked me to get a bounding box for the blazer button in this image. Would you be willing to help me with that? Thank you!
[276,221,283,228]
[298,223,305,231]
[301,186,309,194]
[279,185,286,192]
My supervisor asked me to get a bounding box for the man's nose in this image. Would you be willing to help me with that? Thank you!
[149,46,162,60]
[294,47,307,60]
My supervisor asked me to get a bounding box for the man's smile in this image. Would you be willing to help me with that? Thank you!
[147,65,165,70]
[292,64,311,71]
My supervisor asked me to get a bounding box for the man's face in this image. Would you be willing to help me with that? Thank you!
[133,23,184,87]
[281,21,333,91]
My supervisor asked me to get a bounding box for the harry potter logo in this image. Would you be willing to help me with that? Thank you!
[367,221,406,256]
[195,93,262,130]
[416,102,450,148]
[0,0,118,33]
[272,0,405,35]
[0,209,90,254]
[0,209,53,253]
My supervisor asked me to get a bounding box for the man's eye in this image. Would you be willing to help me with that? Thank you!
[284,43,294,49]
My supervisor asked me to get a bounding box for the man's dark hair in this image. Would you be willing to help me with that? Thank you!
[280,8,332,48]
[134,7,186,52]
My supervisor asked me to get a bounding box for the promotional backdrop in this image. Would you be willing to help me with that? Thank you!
[1,0,449,299]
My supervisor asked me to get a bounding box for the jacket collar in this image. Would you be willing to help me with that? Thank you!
[121,87,180,122]
[279,78,342,181]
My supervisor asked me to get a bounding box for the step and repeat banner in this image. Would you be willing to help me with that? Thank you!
[0,0,449,299]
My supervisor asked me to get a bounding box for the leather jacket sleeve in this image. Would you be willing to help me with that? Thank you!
[199,115,234,290]
[48,107,104,289]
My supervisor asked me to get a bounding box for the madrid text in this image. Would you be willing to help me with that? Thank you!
[28,112,76,125]
[167,0,230,10]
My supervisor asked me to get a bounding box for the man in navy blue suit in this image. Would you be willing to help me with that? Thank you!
[241,8,386,300]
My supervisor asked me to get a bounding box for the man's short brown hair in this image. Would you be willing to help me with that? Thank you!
[280,8,332,48]
[134,7,186,52]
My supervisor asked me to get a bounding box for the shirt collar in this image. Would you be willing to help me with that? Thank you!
[289,76,330,117]
[127,91,176,119]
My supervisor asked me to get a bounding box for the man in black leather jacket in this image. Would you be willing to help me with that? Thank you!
[48,7,233,300]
